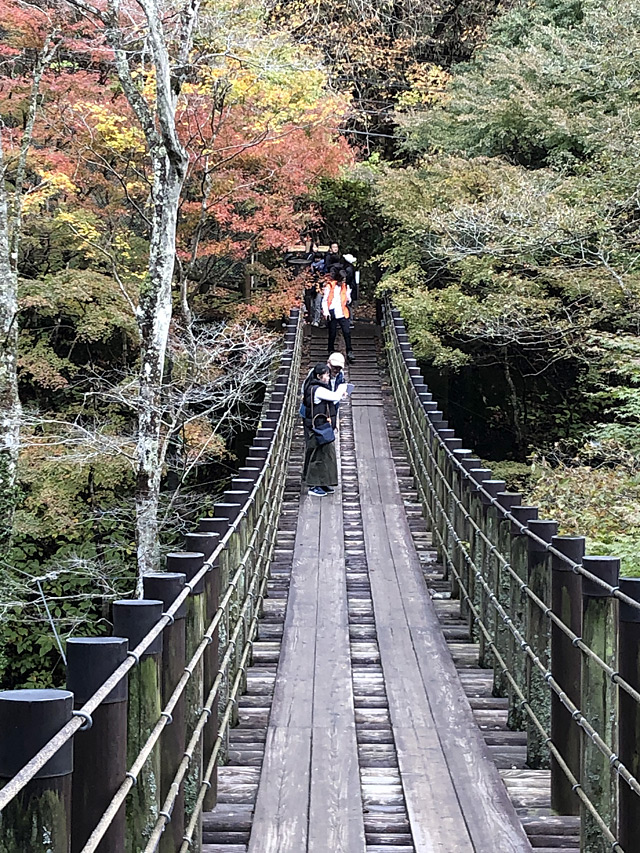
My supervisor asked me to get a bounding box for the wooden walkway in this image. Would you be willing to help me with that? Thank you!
[203,326,536,852]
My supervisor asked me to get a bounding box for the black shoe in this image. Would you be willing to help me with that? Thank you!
[347,351,355,364]
[324,486,335,494]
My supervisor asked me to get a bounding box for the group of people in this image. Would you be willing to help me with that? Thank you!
[302,241,358,364]
[301,352,349,497]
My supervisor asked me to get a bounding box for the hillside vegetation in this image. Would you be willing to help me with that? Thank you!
[373,0,640,573]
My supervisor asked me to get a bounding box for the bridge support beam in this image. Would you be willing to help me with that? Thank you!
[580,556,619,853]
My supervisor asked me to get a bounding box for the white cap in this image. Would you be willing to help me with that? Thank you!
[343,254,357,264]
[328,352,345,368]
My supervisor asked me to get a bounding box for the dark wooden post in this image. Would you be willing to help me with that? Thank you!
[493,492,522,697]
[525,519,557,769]
[457,457,481,620]
[166,552,205,852]
[67,637,129,853]
[442,436,462,583]
[507,506,538,731]
[143,572,187,853]
[550,535,585,815]
[467,467,492,642]
[434,429,454,568]
[450,448,473,601]
[580,556,619,853]
[187,528,223,806]
[478,479,506,669]
[203,559,221,810]
[0,689,74,853]
[619,577,640,853]
[112,598,163,853]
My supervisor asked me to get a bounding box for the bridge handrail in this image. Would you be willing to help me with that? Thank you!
[0,307,303,851]
[382,296,638,852]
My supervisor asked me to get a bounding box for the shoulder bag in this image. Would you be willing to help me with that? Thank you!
[311,392,335,446]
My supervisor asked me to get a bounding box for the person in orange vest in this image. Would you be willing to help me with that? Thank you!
[322,268,355,363]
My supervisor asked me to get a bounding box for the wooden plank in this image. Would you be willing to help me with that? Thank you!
[353,407,474,853]
[353,404,533,853]
[248,495,320,852]
[247,726,311,852]
[309,448,365,852]
[249,430,365,853]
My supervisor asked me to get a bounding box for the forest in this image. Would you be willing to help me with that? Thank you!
[0,0,638,689]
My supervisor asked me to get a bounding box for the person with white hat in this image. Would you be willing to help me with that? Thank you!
[327,351,346,394]
[343,254,358,328]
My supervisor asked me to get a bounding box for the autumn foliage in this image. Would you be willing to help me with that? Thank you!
[0,0,352,296]
[0,0,353,686]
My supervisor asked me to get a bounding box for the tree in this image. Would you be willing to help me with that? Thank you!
[376,0,640,457]
[0,5,58,542]
[61,0,197,580]
[268,0,508,150]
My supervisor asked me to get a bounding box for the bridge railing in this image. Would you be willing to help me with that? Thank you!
[0,307,303,853]
[383,298,640,853]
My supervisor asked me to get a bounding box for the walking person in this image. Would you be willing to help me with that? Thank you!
[343,254,358,328]
[302,362,348,496]
[322,268,355,363]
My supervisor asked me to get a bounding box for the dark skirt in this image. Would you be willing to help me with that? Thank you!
[303,432,338,487]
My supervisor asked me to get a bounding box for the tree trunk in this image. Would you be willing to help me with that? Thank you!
[135,154,186,590]
[0,152,21,544]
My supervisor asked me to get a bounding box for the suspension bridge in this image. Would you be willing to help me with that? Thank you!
[0,301,638,853]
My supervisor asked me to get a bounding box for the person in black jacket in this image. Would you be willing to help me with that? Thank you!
[323,242,343,274]
[301,362,347,496]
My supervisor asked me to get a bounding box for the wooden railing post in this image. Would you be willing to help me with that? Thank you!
[580,556,619,853]
[478,479,506,669]
[0,689,74,852]
[618,577,640,853]
[112,598,163,853]
[67,637,129,853]
[185,524,222,811]
[467,467,493,643]
[506,506,538,731]
[166,551,206,853]
[448,446,472,600]
[493,492,522,697]
[203,558,221,810]
[525,519,557,769]
[142,572,187,853]
[457,456,482,621]
[434,427,454,571]
[550,535,585,815]
[422,406,440,537]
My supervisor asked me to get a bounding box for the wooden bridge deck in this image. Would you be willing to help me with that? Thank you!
[202,325,562,852]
